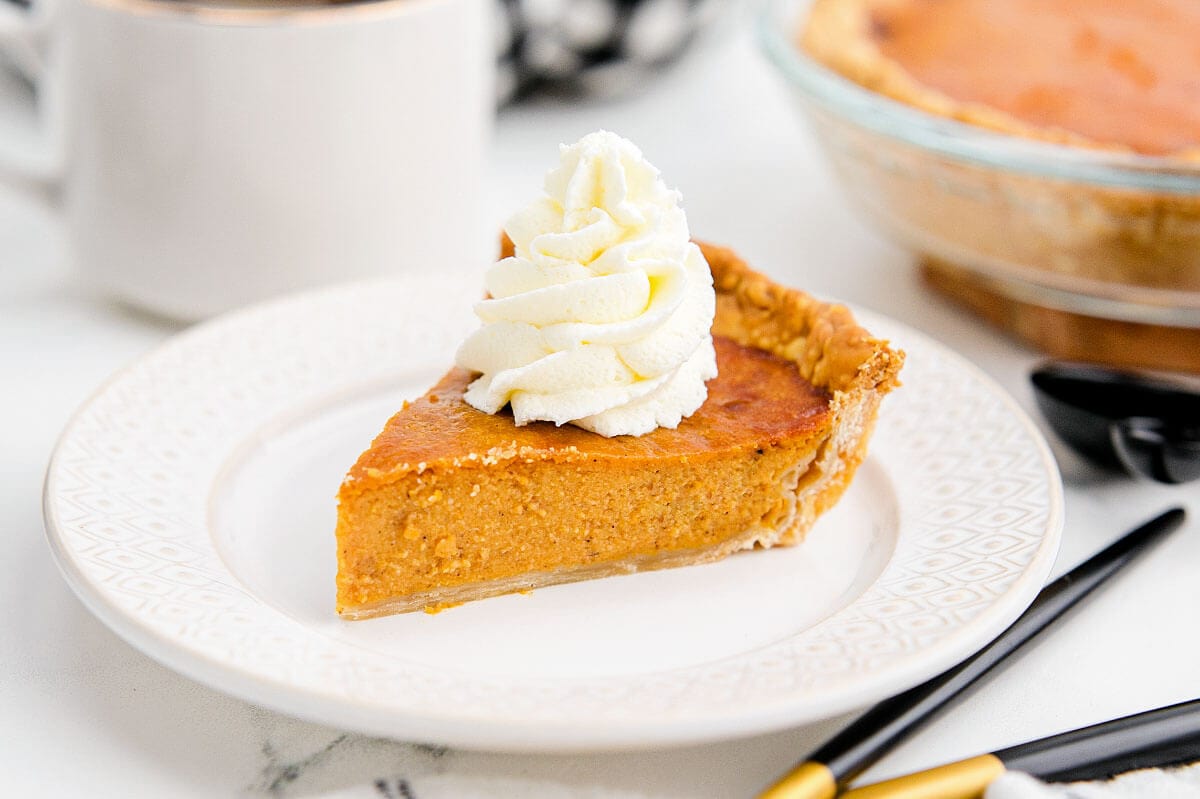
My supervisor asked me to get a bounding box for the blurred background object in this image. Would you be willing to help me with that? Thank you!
[0,0,492,321]
[1031,362,1200,484]
[495,0,725,103]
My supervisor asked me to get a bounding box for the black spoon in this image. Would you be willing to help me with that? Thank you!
[1030,362,1200,484]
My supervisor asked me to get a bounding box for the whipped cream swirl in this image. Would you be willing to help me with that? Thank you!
[455,130,717,437]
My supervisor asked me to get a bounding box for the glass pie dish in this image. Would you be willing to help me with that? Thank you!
[758,0,1200,372]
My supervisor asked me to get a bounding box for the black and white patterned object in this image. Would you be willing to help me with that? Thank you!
[495,0,722,103]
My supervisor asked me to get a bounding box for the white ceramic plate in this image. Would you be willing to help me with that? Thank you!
[44,274,1062,752]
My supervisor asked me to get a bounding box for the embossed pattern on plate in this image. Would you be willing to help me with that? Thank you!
[43,274,1062,751]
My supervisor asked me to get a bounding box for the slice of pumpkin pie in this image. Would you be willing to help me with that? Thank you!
[335,132,902,619]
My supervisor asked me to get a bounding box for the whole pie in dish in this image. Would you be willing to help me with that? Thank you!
[335,242,903,618]
[796,0,1200,373]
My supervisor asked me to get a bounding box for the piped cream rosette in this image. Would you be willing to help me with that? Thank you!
[455,131,717,437]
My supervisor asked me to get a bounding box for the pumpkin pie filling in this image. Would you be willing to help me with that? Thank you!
[803,0,1200,156]
[339,337,827,614]
[865,0,1200,156]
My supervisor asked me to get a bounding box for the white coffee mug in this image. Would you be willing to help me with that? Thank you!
[0,0,492,319]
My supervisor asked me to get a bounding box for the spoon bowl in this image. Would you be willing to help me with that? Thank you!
[1112,416,1200,485]
[1030,362,1200,484]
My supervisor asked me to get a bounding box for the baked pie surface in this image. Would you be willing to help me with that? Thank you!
[802,0,1200,158]
[335,242,903,618]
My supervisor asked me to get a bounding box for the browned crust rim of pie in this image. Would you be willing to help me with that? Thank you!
[800,0,1200,162]
[699,240,902,398]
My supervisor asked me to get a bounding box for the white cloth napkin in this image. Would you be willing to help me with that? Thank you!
[986,762,1200,798]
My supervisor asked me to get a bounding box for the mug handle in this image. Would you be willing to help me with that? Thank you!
[0,0,62,188]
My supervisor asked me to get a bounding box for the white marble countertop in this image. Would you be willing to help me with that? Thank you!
[2,9,1197,797]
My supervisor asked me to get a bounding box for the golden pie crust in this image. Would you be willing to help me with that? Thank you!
[334,242,903,618]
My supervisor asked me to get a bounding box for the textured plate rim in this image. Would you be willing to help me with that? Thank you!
[42,275,1063,752]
